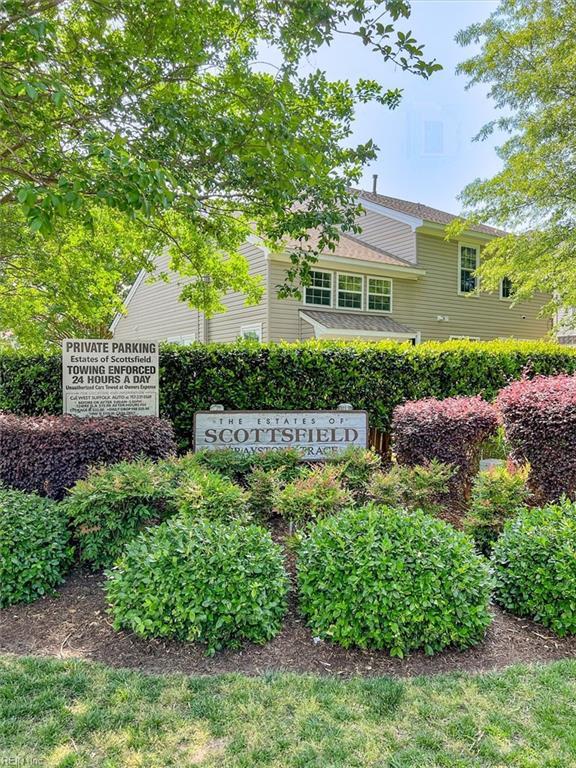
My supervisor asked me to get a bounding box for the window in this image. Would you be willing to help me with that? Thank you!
[367,277,392,312]
[450,335,480,341]
[304,270,332,306]
[500,277,514,300]
[459,245,479,294]
[337,273,363,309]
[240,323,262,341]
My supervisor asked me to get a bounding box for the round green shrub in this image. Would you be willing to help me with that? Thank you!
[492,499,576,635]
[0,486,73,606]
[65,459,180,570]
[297,505,492,656]
[106,516,289,653]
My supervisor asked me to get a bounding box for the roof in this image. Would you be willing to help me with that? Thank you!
[300,309,417,336]
[356,189,507,237]
[285,230,417,269]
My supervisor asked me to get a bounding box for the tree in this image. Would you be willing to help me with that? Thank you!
[0,0,440,347]
[452,0,576,320]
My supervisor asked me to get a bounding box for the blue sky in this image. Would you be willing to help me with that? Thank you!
[301,0,501,214]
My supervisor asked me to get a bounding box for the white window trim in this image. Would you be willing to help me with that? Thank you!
[303,268,333,308]
[450,335,480,341]
[458,242,480,296]
[366,276,393,314]
[500,277,513,301]
[240,323,263,341]
[166,333,196,345]
[336,271,364,311]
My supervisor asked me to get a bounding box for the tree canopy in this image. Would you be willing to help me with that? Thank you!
[452,0,576,320]
[0,0,440,347]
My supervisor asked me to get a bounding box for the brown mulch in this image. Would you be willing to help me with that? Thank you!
[1,566,576,678]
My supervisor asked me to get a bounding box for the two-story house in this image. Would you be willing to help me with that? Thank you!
[111,190,551,343]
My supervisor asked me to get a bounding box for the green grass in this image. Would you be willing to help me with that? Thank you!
[2,656,576,767]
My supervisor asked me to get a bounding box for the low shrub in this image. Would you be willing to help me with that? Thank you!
[392,396,498,502]
[276,465,353,527]
[297,505,492,656]
[65,459,180,569]
[0,414,177,500]
[492,500,576,636]
[195,447,303,484]
[497,374,576,500]
[367,460,454,517]
[246,467,282,521]
[327,446,381,502]
[174,469,249,521]
[0,486,73,606]
[106,517,289,653]
[463,465,530,555]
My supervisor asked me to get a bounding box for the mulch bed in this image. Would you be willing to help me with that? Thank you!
[2,565,576,678]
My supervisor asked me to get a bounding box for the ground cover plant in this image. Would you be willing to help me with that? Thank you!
[492,499,576,637]
[4,655,576,767]
[0,413,176,499]
[392,395,498,502]
[106,517,289,653]
[297,505,492,656]
[0,487,72,607]
[463,465,530,555]
[497,373,576,500]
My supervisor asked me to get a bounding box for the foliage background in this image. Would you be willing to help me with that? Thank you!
[2,339,576,450]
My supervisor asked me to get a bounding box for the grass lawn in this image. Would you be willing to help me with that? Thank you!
[1,656,576,767]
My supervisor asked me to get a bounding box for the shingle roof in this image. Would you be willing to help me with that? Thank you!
[356,189,507,237]
[285,230,417,269]
[300,309,416,336]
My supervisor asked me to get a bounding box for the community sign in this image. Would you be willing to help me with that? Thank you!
[194,409,368,460]
[62,339,159,417]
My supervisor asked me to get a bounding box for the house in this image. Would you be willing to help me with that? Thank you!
[111,190,551,344]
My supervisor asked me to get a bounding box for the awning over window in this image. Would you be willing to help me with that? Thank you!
[300,309,418,341]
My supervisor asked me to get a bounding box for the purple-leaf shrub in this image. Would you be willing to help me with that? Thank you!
[0,414,176,499]
[392,396,498,502]
[497,374,576,501]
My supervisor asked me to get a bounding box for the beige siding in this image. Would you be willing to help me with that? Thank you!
[113,251,204,341]
[267,233,550,342]
[355,209,417,263]
[394,233,550,341]
[206,243,267,342]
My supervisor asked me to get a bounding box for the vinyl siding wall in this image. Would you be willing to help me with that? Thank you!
[266,233,550,342]
[112,251,204,341]
[206,243,268,342]
[401,233,550,341]
[354,209,416,263]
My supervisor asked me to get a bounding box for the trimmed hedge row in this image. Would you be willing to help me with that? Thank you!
[2,340,576,451]
[0,414,176,499]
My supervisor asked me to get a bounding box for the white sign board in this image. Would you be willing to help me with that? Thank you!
[194,409,368,460]
[62,339,159,417]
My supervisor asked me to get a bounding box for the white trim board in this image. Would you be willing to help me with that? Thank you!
[109,269,146,333]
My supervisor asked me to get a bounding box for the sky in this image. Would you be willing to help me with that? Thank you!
[300,0,501,214]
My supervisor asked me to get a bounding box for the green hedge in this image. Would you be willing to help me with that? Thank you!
[2,340,576,451]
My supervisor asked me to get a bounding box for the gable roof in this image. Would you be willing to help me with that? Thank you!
[285,230,416,269]
[355,189,507,237]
